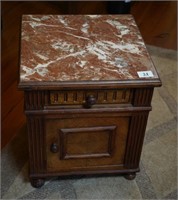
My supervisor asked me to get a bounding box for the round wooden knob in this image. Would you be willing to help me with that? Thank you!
[50,143,58,153]
[85,95,96,108]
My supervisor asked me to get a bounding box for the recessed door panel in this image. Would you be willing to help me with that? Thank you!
[46,116,130,172]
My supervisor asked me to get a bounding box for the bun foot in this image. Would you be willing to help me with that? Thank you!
[124,173,136,180]
[30,178,45,188]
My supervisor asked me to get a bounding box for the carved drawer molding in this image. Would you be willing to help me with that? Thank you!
[50,89,132,105]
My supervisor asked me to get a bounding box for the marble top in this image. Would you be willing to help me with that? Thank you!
[20,15,159,84]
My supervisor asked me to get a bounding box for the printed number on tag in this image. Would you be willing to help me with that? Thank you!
[137,71,154,78]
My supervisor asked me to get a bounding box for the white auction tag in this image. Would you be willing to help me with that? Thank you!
[137,71,154,78]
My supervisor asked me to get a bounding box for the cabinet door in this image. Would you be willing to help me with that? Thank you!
[46,115,130,172]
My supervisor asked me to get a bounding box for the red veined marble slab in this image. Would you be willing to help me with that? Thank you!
[19,15,159,83]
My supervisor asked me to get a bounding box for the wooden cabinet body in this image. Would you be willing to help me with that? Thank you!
[23,87,157,187]
[19,15,161,187]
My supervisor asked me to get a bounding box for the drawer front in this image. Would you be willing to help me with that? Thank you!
[46,115,130,172]
[50,89,132,106]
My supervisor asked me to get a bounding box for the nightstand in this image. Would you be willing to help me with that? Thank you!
[18,15,161,188]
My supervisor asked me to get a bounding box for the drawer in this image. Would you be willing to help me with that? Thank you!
[46,115,130,172]
[50,89,132,107]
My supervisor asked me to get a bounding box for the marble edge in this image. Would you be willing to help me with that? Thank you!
[21,14,133,17]
[131,16,162,81]
[18,78,162,90]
